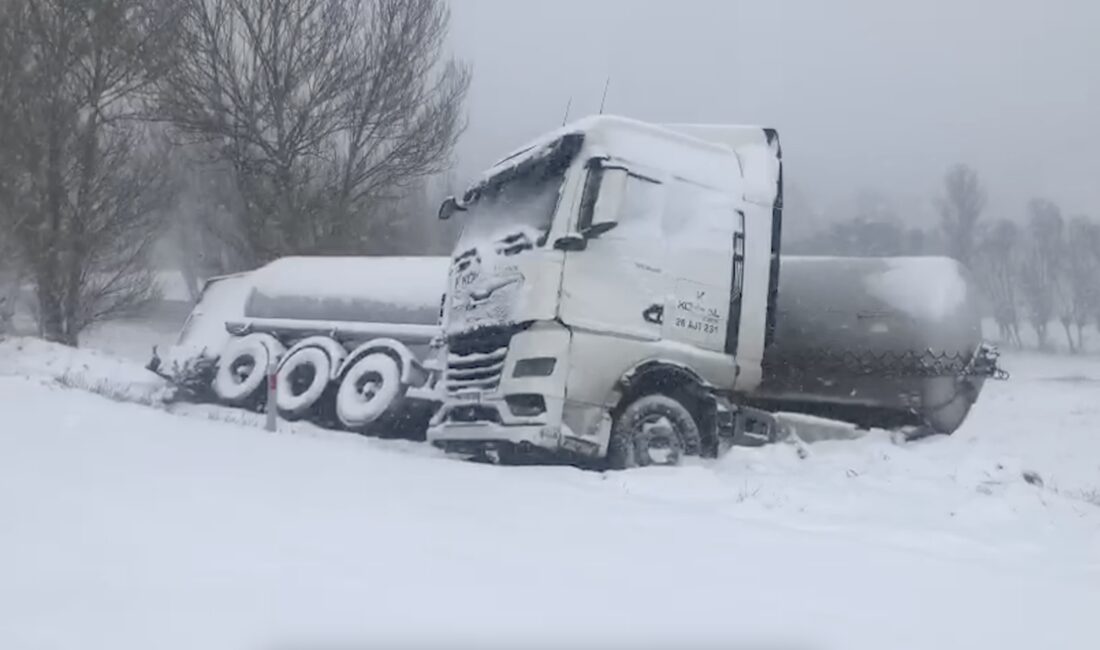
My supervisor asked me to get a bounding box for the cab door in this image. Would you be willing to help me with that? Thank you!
[660,178,740,354]
[558,169,669,340]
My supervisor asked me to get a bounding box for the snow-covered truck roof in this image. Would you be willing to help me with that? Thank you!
[663,123,782,208]
[476,115,776,197]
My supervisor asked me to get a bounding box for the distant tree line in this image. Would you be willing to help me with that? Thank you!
[975,200,1100,353]
[0,0,468,344]
[786,164,1100,353]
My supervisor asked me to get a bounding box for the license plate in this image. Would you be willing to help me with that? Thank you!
[453,391,481,403]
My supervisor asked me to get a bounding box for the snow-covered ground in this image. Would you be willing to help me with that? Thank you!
[1,330,1098,650]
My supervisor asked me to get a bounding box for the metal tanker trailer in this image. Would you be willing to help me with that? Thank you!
[746,256,1003,435]
[154,256,449,434]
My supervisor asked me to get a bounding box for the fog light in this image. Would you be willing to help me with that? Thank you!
[513,357,556,377]
[505,393,546,417]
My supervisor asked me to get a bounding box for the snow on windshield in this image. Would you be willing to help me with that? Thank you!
[455,164,565,252]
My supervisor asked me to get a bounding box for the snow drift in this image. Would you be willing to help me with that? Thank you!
[0,343,1097,650]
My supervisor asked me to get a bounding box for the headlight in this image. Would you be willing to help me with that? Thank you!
[512,357,556,378]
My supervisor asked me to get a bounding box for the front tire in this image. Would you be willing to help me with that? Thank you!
[607,394,701,469]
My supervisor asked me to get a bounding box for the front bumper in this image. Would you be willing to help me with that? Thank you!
[427,415,604,460]
[427,391,567,449]
[428,392,608,459]
[428,419,563,453]
[427,323,604,458]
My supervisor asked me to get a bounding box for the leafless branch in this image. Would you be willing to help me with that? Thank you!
[155,0,469,260]
[0,0,177,344]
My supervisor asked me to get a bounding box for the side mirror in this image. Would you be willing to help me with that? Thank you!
[438,196,464,221]
[585,166,627,237]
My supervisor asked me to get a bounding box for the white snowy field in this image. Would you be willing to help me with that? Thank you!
[1,334,1099,650]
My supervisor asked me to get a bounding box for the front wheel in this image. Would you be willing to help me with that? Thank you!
[606,394,701,469]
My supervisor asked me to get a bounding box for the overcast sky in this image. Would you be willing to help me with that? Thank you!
[447,0,1099,226]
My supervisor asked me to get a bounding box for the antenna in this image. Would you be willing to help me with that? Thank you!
[561,97,572,126]
[598,76,611,114]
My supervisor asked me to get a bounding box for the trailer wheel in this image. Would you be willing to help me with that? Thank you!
[335,352,405,429]
[607,394,701,469]
[275,346,334,420]
[212,334,285,407]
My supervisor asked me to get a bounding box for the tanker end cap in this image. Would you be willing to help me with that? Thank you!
[972,343,1010,381]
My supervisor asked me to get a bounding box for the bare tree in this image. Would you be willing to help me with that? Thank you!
[156,0,469,263]
[0,0,178,345]
[0,0,27,333]
[1065,215,1100,351]
[974,219,1023,348]
[1019,198,1065,351]
[936,164,986,270]
[157,142,251,300]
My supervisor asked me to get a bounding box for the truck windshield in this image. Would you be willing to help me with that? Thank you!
[455,162,566,252]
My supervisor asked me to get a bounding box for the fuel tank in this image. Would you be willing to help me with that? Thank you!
[243,256,450,326]
[748,256,990,434]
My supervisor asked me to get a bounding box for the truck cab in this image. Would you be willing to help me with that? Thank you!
[427,115,782,466]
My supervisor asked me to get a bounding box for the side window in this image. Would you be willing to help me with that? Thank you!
[576,163,603,232]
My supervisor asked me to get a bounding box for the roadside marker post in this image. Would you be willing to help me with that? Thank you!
[265,363,278,432]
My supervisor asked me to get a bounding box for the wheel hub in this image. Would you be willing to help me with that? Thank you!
[231,357,255,382]
[357,375,380,401]
[637,415,680,466]
[289,365,316,396]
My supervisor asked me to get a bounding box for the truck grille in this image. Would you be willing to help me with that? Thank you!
[445,327,513,395]
[446,346,507,393]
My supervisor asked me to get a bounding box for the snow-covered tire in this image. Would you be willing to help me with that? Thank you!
[275,346,334,420]
[607,394,701,469]
[335,353,405,429]
[212,334,285,407]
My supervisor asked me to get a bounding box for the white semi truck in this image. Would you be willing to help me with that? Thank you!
[425,115,1002,467]
[158,115,1002,466]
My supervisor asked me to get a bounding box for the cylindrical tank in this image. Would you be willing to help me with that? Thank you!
[748,256,988,434]
[244,256,450,327]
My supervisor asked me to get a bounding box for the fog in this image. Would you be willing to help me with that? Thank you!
[449,0,1099,227]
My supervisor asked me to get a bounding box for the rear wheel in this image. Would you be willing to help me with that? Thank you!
[335,353,405,430]
[275,346,334,420]
[607,394,701,469]
[212,334,285,408]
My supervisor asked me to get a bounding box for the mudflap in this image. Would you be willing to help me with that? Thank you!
[734,405,781,446]
[714,397,781,455]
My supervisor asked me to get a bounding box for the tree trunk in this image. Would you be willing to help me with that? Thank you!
[37,277,68,344]
[1061,320,1076,353]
